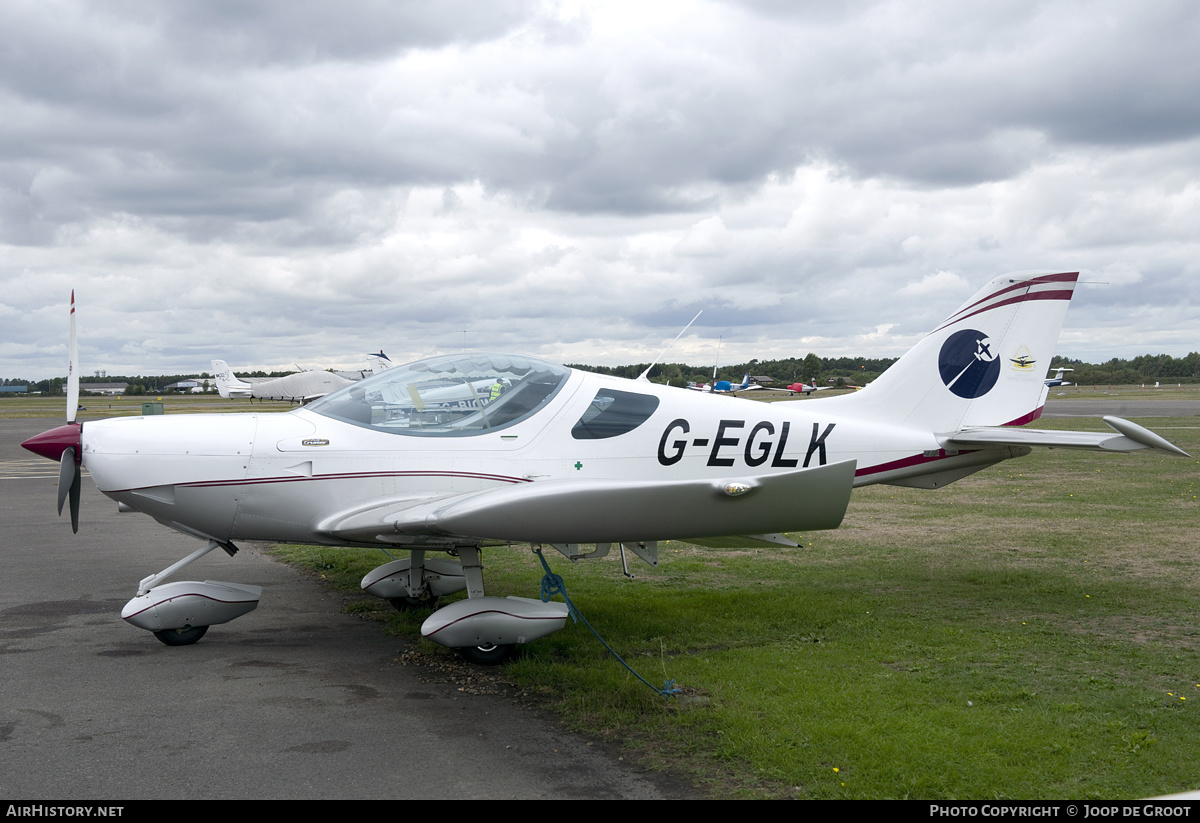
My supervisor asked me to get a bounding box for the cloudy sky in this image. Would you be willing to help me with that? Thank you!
[3,0,1198,380]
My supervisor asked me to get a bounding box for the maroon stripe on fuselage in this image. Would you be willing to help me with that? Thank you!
[1003,406,1044,426]
[854,448,980,479]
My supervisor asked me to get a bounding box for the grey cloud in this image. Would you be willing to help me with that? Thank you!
[105,1,533,67]
[3,1,1198,379]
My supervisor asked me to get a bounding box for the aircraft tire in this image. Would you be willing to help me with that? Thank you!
[456,643,515,666]
[153,625,209,646]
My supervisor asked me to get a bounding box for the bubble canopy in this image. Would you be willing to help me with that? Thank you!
[306,353,573,437]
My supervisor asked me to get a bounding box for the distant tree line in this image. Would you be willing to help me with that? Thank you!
[1050,353,1200,386]
[0,370,297,396]
[574,351,1200,387]
[568,354,901,386]
[6,352,1199,396]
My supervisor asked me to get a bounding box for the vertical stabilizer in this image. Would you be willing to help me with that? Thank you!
[367,351,392,375]
[826,272,1079,434]
[211,360,253,399]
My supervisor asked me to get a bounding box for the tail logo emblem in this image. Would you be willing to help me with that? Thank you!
[1010,346,1036,371]
[938,329,1000,398]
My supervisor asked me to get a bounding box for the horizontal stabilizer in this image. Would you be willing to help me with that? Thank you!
[319,460,857,545]
[947,416,1189,456]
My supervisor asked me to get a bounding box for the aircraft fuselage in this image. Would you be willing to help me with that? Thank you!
[79,366,1007,549]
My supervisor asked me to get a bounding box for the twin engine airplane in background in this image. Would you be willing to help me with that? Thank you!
[23,274,1189,663]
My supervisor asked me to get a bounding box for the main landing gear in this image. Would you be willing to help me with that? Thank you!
[361,547,568,665]
[120,539,261,646]
[121,541,568,663]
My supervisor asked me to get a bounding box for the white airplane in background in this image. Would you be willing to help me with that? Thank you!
[1045,367,1074,387]
[365,350,392,376]
[210,360,255,399]
[24,274,1189,664]
[212,360,352,402]
[213,352,393,403]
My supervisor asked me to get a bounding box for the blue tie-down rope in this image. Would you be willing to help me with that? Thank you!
[533,547,680,698]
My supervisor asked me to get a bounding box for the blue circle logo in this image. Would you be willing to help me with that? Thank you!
[938,329,1000,399]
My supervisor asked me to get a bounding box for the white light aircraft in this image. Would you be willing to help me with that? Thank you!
[213,354,392,403]
[24,274,1189,663]
[211,360,254,398]
[1045,367,1074,387]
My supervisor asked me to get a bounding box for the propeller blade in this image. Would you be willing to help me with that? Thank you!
[69,463,81,534]
[57,446,76,516]
[67,290,79,425]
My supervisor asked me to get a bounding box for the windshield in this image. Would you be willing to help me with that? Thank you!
[307,353,572,436]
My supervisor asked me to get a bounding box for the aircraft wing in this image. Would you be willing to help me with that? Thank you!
[946,416,1189,456]
[316,459,857,546]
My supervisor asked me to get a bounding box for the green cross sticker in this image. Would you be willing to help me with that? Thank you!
[574,461,583,470]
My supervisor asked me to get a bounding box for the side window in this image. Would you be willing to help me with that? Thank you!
[571,389,660,440]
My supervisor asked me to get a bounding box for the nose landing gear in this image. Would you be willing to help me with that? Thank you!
[121,539,261,645]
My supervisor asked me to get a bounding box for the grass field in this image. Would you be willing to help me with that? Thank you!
[0,393,291,419]
[272,413,1200,799]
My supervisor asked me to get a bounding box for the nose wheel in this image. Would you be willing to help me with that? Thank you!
[122,540,261,644]
[153,625,209,646]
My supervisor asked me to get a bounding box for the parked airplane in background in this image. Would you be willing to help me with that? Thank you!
[685,335,764,393]
[24,274,1189,664]
[687,374,763,393]
[210,360,254,399]
[715,374,763,393]
[365,350,392,375]
[784,380,830,396]
[213,352,393,403]
[212,360,351,402]
[1045,367,1074,387]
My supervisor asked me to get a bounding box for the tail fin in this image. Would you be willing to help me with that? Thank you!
[832,272,1079,433]
[211,360,252,399]
[367,351,392,375]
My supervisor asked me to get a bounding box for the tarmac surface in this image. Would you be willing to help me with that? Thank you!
[1041,393,1200,418]
[0,418,695,800]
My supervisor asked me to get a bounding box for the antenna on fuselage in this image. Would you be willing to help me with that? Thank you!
[637,310,703,382]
